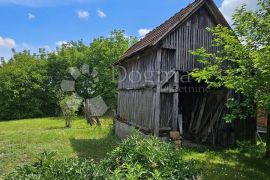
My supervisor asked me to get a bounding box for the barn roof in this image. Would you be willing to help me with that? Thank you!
[115,0,229,65]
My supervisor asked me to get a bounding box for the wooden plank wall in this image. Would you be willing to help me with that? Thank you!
[117,50,157,131]
[118,51,157,89]
[160,94,173,129]
[118,89,155,130]
[160,49,176,130]
[162,5,219,72]
[160,49,176,82]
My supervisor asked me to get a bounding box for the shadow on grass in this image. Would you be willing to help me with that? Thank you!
[184,146,270,180]
[70,133,120,161]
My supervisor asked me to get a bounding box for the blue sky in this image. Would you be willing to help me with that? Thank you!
[0,0,258,60]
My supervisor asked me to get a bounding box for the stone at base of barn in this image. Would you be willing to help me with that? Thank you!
[114,120,134,139]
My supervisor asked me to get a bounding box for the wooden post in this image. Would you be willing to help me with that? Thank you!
[154,49,162,136]
[172,71,179,131]
[174,29,181,133]
[178,114,183,135]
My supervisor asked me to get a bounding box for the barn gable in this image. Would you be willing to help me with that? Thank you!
[115,0,229,65]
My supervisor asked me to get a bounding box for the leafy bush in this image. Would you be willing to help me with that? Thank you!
[101,133,199,179]
[6,133,199,180]
[236,140,266,158]
[5,152,97,180]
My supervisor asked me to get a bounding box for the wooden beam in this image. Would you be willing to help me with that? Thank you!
[172,71,179,131]
[154,49,162,136]
[160,71,175,87]
[118,85,156,91]
[194,94,207,134]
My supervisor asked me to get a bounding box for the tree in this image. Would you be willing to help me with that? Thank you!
[0,30,135,121]
[47,30,136,113]
[0,50,48,120]
[190,0,270,157]
[83,30,137,108]
[59,94,82,128]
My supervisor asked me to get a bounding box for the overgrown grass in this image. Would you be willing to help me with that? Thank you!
[0,117,119,177]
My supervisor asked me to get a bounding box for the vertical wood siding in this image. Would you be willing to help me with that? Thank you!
[118,51,157,89]
[162,5,218,72]
[160,94,173,129]
[118,89,155,129]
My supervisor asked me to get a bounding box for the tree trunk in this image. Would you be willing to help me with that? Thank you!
[266,113,270,158]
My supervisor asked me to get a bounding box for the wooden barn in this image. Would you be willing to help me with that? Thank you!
[114,0,256,146]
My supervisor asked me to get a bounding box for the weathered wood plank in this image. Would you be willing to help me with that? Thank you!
[172,71,179,131]
[154,49,162,136]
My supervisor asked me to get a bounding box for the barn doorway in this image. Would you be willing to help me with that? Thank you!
[178,79,229,144]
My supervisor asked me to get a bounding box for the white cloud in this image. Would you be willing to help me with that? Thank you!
[0,36,16,48]
[77,10,89,19]
[97,9,106,18]
[138,28,152,38]
[55,41,67,46]
[219,0,259,25]
[28,13,35,20]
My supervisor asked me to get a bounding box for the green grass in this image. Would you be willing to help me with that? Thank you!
[182,146,270,180]
[1,117,270,179]
[0,117,119,177]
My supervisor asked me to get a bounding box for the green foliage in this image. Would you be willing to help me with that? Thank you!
[236,140,266,158]
[0,51,49,120]
[224,97,256,122]
[191,0,270,125]
[83,30,137,107]
[5,151,97,180]
[59,95,80,128]
[5,133,199,180]
[100,133,199,179]
[0,30,136,120]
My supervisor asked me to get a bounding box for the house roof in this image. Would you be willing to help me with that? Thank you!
[115,0,229,65]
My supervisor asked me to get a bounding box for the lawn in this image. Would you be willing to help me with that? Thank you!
[0,117,270,179]
[0,117,119,177]
[183,146,270,180]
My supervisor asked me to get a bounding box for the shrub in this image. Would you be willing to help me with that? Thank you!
[101,133,199,179]
[5,152,97,180]
[6,133,199,180]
